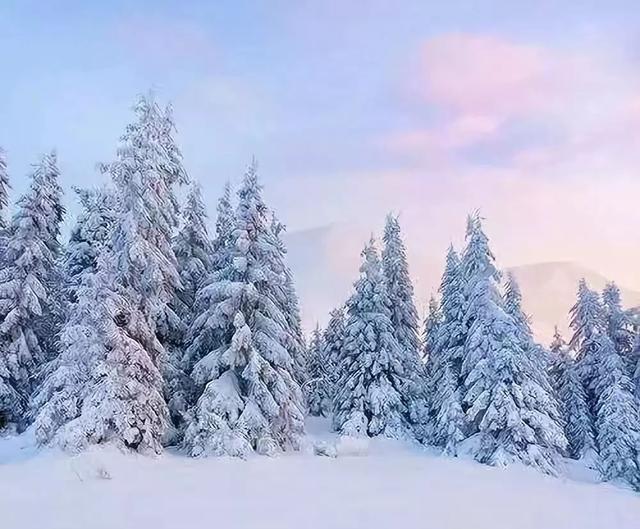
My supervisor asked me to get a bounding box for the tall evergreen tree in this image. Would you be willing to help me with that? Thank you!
[271,214,308,389]
[602,282,634,357]
[461,214,566,473]
[164,183,212,430]
[592,334,640,490]
[381,214,420,356]
[422,296,442,362]
[424,246,466,448]
[307,325,332,417]
[548,328,595,460]
[183,162,305,457]
[381,214,424,432]
[32,187,117,444]
[333,239,409,439]
[322,307,345,399]
[569,280,605,407]
[49,95,187,453]
[172,182,212,328]
[0,152,63,427]
[211,181,235,271]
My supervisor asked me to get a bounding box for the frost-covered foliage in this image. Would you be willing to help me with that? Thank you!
[172,183,212,327]
[460,214,566,474]
[211,181,235,271]
[569,280,605,407]
[45,94,187,453]
[424,246,466,448]
[503,272,531,338]
[0,152,63,427]
[548,329,595,460]
[62,187,118,302]
[322,307,345,397]
[0,147,10,232]
[183,162,305,457]
[271,214,308,388]
[165,183,211,429]
[381,214,420,356]
[101,94,188,348]
[592,335,640,491]
[333,239,409,440]
[381,214,425,434]
[31,187,117,444]
[601,282,634,357]
[307,325,332,417]
[422,296,442,361]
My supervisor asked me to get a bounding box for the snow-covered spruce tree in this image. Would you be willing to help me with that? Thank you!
[333,238,409,439]
[381,214,425,433]
[61,94,187,453]
[164,182,212,429]
[602,282,634,358]
[271,214,308,389]
[381,214,420,358]
[422,295,442,362]
[424,245,466,449]
[322,306,345,399]
[172,182,212,327]
[307,325,332,417]
[569,280,605,408]
[183,162,305,457]
[31,187,117,445]
[503,271,551,380]
[0,152,63,427]
[592,334,640,490]
[548,328,595,460]
[211,181,235,272]
[460,214,566,474]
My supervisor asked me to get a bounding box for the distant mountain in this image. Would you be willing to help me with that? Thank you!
[285,224,640,345]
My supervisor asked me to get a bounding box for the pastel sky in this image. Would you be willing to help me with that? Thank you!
[1,1,639,291]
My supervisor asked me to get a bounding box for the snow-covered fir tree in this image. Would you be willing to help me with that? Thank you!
[422,295,442,361]
[171,182,212,327]
[271,214,308,389]
[183,162,305,457]
[307,325,332,417]
[381,214,424,433]
[333,238,409,439]
[592,334,640,490]
[503,272,531,338]
[0,152,63,428]
[424,245,466,448]
[460,214,566,473]
[51,95,187,453]
[322,306,345,399]
[548,327,595,460]
[381,214,420,357]
[164,183,212,429]
[602,282,634,357]
[569,280,606,407]
[31,187,117,444]
[211,181,235,272]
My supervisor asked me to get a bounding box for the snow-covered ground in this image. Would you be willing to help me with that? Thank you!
[1,418,638,529]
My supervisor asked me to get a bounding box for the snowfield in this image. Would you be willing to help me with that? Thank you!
[1,419,638,529]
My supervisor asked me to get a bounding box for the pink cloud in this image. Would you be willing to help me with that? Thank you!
[415,34,562,119]
[383,114,500,159]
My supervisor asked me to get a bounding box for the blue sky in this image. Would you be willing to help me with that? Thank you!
[1,1,639,289]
